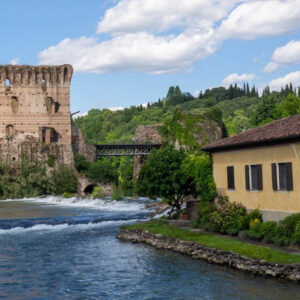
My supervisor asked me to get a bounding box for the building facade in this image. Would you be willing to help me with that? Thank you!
[0,64,73,144]
[0,64,74,165]
[203,115,300,221]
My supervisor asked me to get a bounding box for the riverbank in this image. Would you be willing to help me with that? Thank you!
[118,220,300,281]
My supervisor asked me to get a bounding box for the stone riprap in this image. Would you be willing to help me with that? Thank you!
[117,228,300,282]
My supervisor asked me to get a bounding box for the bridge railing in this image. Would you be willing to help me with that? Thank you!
[95,144,161,157]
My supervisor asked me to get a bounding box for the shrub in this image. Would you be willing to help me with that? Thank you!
[243,209,263,230]
[292,221,300,245]
[112,185,123,200]
[211,201,247,234]
[196,201,216,230]
[74,154,90,173]
[47,156,55,167]
[281,213,300,238]
[90,186,104,198]
[271,223,291,246]
[261,221,278,243]
[87,159,118,184]
[243,229,264,240]
[51,165,78,195]
[63,192,75,198]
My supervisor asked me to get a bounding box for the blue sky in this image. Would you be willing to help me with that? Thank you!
[1,0,300,114]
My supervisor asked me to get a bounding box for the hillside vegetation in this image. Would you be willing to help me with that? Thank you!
[75,83,300,144]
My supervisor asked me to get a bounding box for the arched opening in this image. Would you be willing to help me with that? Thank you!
[11,96,18,113]
[6,125,15,141]
[45,97,59,114]
[41,78,46,91]
[5,78,10,90]
[84,184,97,195]
[41,127,60,144]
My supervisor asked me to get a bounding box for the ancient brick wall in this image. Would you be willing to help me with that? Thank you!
[0,64,73,144]
[0,64,74,164]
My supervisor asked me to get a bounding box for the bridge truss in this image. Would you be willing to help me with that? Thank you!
[95,144,161,157]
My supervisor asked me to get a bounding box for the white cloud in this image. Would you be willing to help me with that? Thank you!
[38,0,300,74]
[221,73,256,87]
[263,62,279,73]
[97,0,241,35]
[107,106,124,111]
[268,71,300,91]
[218,0,300,40]
[39,30,217,74]
[264,40,300,72]
[9,57,20,65]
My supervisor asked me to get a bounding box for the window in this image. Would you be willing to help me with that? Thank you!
[245,164,263,191]
[227,166,235,190]
[272,163,293,191]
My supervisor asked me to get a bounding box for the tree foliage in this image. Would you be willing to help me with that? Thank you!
[136,146,195,214]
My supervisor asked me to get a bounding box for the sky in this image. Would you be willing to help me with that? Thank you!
[1,0,300,114]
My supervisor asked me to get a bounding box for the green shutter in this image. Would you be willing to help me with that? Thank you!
[271,163,277,191]
[286,163,293,191]
[257,164,263,191]
[245,165,250,190]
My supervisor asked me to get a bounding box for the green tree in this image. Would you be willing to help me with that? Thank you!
[250,94,278,126]
[181,154,216,202]
[51,165,78,195]
[277,93,300,117]
[136,146,195,215]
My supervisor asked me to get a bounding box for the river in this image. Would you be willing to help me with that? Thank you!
[0,196,299,299]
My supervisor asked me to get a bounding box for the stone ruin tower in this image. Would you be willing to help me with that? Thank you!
[0,64,74,165]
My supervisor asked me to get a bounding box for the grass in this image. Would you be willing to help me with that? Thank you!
[123,220,300,264]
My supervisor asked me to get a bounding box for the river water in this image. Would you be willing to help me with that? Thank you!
[0,197,299,300]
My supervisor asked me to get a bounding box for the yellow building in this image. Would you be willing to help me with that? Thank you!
[202,115,300,221]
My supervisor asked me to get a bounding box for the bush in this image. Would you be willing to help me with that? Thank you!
[211,201,247,234]
[292,221,300,245]
[112,185,123,200]
[90,186,104,198]
[243,209,263,230]
[87,159,118,184]
[271,223,291,246]
[74,154,90,173]
[51,165,78,195]
[243,229,264,240]
[196,201,216,230]
[261,221,278,243]
[47,156,55,167]
[281,213,300,238]
[63,192,75,198]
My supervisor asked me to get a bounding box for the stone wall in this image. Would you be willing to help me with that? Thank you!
[0,134,73,166]
[118,228,300,282]
[71,121,96,162]
[0,65,73,144]
[0,64,75,165]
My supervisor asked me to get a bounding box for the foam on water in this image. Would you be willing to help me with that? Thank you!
[3,196,149,211]
[0,219,140,235]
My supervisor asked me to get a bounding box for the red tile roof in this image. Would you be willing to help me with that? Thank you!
[202,114,300,152]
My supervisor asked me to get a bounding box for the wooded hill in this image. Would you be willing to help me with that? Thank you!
[75,83,300,145]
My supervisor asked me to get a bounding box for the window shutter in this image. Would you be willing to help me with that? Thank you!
[286,163,293,191]
[257,164,263,190]
[227,166,235,189]
[245,165,250,190]
[271,163,277,190]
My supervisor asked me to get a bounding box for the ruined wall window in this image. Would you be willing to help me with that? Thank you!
[64,67,68,84]
[6,78,10,90]
[41,78,46,91]
[45,97,59,114]
[11,97,18,113]
[41,127,60,144]
[6,125,15,141]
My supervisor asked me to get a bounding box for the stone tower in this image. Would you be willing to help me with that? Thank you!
[0,64,74,164]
